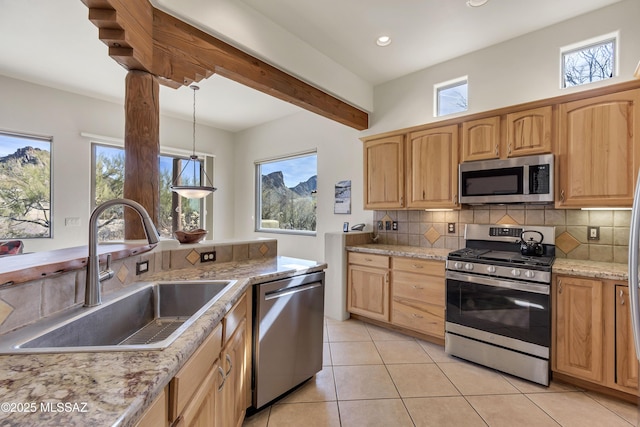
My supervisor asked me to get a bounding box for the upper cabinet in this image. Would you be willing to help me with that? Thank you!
[506,106,553,157]
[407,125,459,209]
[461,116,501,162]
[363,135,405,209]
[461,107,553,162]
[556,89,640,208]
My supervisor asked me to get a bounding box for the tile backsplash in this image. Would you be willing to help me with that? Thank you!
[374,205,630,264]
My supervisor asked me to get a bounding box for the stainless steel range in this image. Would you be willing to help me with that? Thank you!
[445,224,555,386]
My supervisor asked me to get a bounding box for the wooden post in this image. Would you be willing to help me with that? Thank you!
[124,70,159,240]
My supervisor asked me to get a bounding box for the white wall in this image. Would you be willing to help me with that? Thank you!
[233,110,373,262]
[366,0,640,136]
[0,75,235,252]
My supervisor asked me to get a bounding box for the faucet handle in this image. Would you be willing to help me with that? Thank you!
[98,253,115,283]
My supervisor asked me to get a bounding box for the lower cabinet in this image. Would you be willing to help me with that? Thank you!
[166,291,250,427]
[347,251,445,342]
[553,275,638,397]
[135,387,169,427]
[391,258,445,339]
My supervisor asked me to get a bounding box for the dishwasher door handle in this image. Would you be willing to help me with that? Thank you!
[265,282,323,301]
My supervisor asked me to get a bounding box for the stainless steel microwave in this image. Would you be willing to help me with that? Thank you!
[458,154,554,204]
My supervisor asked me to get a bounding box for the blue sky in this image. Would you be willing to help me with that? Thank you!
[0,133,51,156]
[261,154,317,187]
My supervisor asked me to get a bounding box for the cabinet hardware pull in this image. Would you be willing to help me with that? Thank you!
[495,144,499,156]
[558,280,563,294]
[412,285,424,290]
[171,415,184,427]
[412,264,423,269]
[620,289,625,305]
[385,273,389,284]
[412,313,424,319]
[217,366,226,391]
[560,190,565,202]
[225,354,233,376]
[364,257,373,262]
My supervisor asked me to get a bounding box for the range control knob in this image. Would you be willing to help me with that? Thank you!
[511,269,521,277]
[454,262,463,269]
[464,263,474,271]
[487,266,496,274]
[524,270,535,279]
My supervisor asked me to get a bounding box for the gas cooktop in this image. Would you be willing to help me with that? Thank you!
[448,248,555,267]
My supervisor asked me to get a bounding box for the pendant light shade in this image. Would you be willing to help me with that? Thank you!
[171,84,217,198]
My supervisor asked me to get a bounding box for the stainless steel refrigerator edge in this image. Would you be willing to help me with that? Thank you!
[627,171,640,424]
[251,271,325,410]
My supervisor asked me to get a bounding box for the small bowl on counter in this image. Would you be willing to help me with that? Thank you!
[174,228,207,244]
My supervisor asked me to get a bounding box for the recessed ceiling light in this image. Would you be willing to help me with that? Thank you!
[376,35,391,47]
[466,0,489,7]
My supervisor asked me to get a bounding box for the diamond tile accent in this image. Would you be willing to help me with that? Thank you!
[424,227,441,244]
[496,214,519,225]
[0,299,13,326]
[382,214,393,222]
[186,249,200,265]
[116,264,129,283]
[259,244,269,255]
[556,231,581,254]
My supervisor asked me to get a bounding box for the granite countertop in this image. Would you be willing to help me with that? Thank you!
[0,256,326,427]
[346,244,629,281]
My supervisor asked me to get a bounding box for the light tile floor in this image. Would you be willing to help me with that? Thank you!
[243,318,638,427]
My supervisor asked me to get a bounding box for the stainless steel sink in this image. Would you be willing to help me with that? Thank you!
[0,280,236,354]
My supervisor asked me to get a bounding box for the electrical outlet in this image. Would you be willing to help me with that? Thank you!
[588,226,600,240]
[378,221,383,230]
[448,223,456,234]
[392,221,398,231]
[385,221,391,230]
[136,260,149,275]
[200,250,216,263]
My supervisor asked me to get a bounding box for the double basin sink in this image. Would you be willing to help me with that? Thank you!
[0,280,236,354]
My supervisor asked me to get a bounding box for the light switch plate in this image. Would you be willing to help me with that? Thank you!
[136,260,149,275]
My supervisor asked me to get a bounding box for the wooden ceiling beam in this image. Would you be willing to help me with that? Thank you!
[81,0,368,130]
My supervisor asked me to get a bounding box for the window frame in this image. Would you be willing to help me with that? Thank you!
[255,150,318,236]
[434,76,469,117]
[0,130,53,240]
[560,32,618,89]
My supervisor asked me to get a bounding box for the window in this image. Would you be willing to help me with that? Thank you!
[0,131,52,239]
[92,143,204,242]
[256,152,317,234]
[562,34,616,88]
[435,77,468,117]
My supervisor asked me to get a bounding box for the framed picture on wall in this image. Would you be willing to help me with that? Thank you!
[334,180,351,214]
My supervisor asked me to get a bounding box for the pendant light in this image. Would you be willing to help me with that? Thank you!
[171,84,217,198]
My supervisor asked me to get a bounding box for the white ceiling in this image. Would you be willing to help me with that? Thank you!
[0,0,624,132]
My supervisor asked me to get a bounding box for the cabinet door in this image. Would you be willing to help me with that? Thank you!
[406,125,459,209]
[615,285,639,392]
[178,361,221,427]
[135,388,168,427]
[554,276,604,382]
[363,135,405,209]
[505,106,552,157]
[556,89,640,208]
[218,319,247,427]
[347,264,389,322]
[461,116,500,162]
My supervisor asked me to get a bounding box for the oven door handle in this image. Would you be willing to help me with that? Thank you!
[446,271,550,295]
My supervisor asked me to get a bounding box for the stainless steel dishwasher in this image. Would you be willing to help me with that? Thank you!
[251,271,325,409]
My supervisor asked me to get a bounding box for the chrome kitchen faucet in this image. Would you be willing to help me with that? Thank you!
[85,198,159,307]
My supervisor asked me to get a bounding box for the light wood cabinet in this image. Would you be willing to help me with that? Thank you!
[556,89,640,208]
[391,258,445,338]
[553,276,639,398]
[615,285,639,393]
[347,253,390,322]
[363,135,405,209]
[505,106,553,157]
[406,125,459,209]
[217,318,247,427]
[135,387,169,427]
[554,276,604,382]
[461,116,501,162]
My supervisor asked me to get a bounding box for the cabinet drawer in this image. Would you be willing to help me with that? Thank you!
[392,257,444,276]
[392,300,444,338]
[224,292,247,343]
[169,323,223,421]
[135,387,168,427]
[392,271,444,306]
[348,252,389,269]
